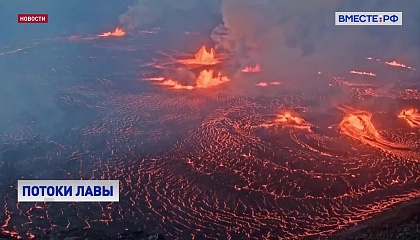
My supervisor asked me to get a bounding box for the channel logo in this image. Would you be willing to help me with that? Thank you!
[18,14,48,23]
[335,12,402,26]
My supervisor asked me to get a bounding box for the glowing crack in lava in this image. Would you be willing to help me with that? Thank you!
[262,111,312,131]
[339,111,409,152]
[350,70,376,77]
[98,27,126,37]
[398,109,420,128]
[242,63,261,73]
[177,46,220,65]
[159,70,229,90]
[385,60,415,70]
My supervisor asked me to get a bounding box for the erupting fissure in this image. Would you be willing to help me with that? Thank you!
[159,70,229,90]
[178,46,220,65]
[98,27,126,37]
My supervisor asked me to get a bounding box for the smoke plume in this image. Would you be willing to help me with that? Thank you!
[212,0,420,86]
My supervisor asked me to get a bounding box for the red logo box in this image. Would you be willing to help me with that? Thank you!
[18,14,48,23]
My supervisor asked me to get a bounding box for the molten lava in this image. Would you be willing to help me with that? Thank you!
[398,109,420,128]
[156,70,229,90]
[196,70,230,88]
[262,111,312,131]
[255,82,268,87]
[385,61,415,70]
[160,79,194,90]
[242,63,261,73]
[339,111,408,151]
[98,27,126,37]
[178,46,220,65]
[350,71,376,77]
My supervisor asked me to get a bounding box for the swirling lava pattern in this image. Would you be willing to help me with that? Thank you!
[1,39,420,240]
[399,109,420,128]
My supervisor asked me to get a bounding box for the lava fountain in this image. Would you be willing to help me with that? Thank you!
[398,109,420,128]
[158,70,229,90]
[177,46,220,65]
[98,27,126,37]
[196,70,229,88]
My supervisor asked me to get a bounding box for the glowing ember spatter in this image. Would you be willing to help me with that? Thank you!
[242,63,261,73]
[350,71,376,77]
[178,46,220,65]
[398,109,420,128]
[98,27,126,37]
[385,61,415,70]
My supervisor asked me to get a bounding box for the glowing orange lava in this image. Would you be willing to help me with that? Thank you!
[262,111,312,131]
[385,61,415,70]
[160,79,194,90]
[398,109,420,128]
[196,70,230,88]
[339,110,408,151]
[255,82,267,87]
[242,63,261,73]
[350,70,376,77]
[156,70,229,90]
[177,46,220,65]
[98,27,126,37]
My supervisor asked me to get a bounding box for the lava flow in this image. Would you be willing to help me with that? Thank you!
[242,63,261,73]
[98,27,126,37]
[159,70,229,90]
[339,110,409,152]
[177,46,220,65]
[350,70,376,77]
[398,109,420,128]
[385,60,415,70]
